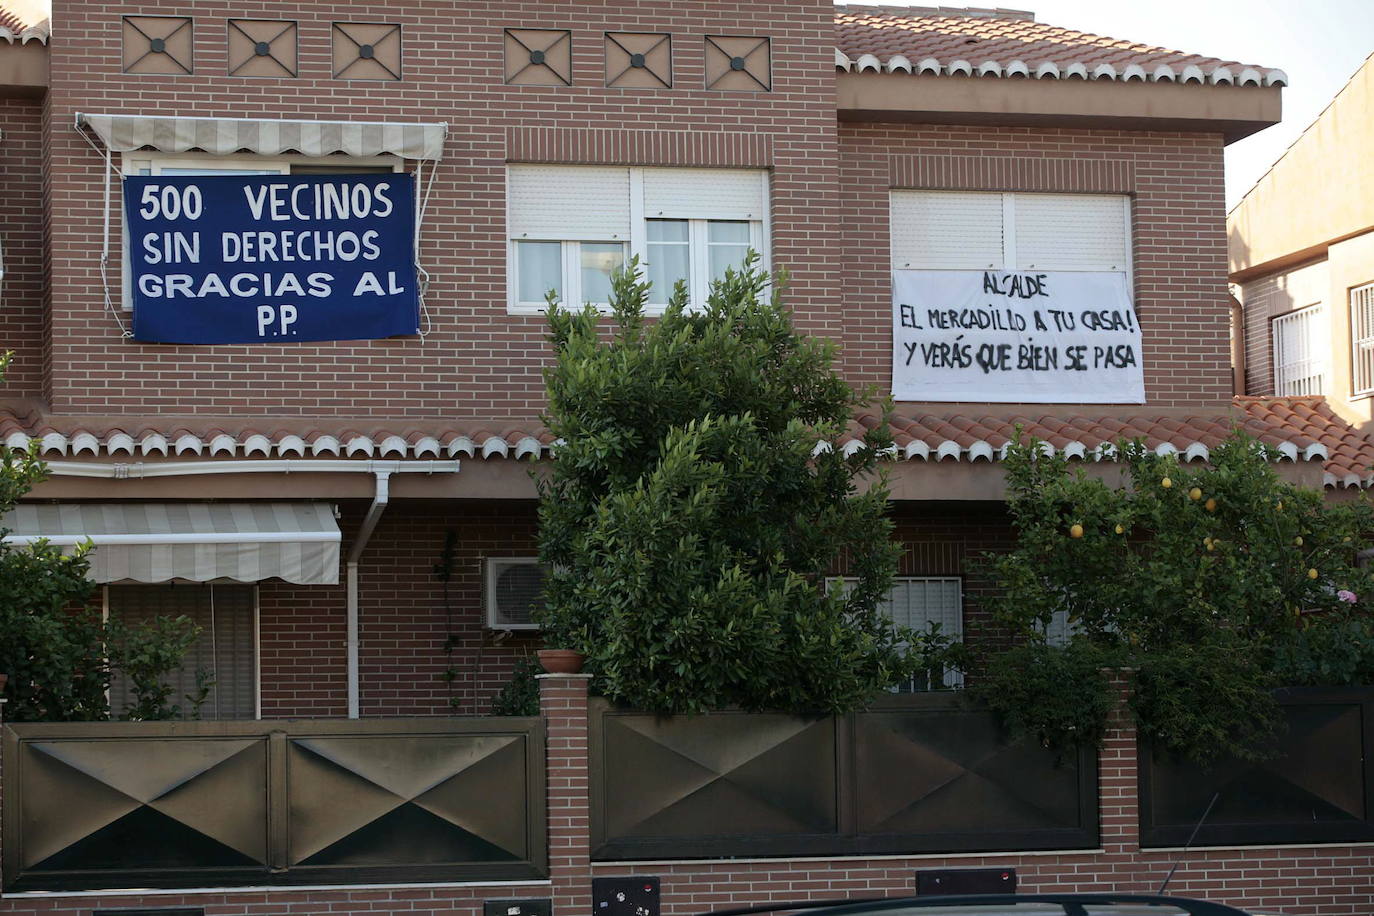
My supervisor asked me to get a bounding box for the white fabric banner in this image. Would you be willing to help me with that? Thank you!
[891,270,1145,404]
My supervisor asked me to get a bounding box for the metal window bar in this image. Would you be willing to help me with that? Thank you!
[1271,304,1326,396]
[1352,283,1374,397]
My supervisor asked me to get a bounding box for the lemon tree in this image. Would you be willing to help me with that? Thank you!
[980,433,1374,764]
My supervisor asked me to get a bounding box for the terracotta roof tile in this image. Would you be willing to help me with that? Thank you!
[1236,396,1374,487]
[833,5,1286,87]
[3,397,1367,485]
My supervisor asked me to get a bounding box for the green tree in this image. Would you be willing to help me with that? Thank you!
[980,432,1374,764]
[0,352,204,721]
[536,257,921,715]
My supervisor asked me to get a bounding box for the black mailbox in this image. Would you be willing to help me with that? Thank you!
[485,900,553,916]
[592,875,660,916]
[916,867,1017,896]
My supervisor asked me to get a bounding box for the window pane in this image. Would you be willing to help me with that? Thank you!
[158,167,279,175]
[580,242,625,305]
[647,219,689,242]
[290,164,395,174]
[708,220,750,243]
[647,243,690,304]
[517,241,563,304]
[709,245,750,283]
[108,584,256,720]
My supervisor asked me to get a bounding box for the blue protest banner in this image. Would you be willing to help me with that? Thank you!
[125,172,420,344]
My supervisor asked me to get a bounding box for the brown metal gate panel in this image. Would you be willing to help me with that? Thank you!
[589,694,1098,860]
[1139,687,1374,848]
[3,718,546,891]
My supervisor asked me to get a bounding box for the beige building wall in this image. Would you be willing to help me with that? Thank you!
[1231,52,1374,434]
[1229,52,1374,276]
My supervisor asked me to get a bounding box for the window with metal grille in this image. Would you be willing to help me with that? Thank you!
[107,583,258,720]
[831,576,964,690]
[1351,283,1374,397]
[1271,304,1327,396]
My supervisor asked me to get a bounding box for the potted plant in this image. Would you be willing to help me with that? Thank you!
[535,619,587,674]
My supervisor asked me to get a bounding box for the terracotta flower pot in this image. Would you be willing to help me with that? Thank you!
[537,649,586,674]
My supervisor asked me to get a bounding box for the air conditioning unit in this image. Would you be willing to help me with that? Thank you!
[484,558,546,631]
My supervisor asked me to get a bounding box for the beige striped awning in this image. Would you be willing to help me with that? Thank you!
[77,112,447,160]
[1,502,341,585]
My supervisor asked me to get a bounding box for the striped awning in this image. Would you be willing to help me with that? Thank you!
[77,112,447,160]
[1,503,341,585]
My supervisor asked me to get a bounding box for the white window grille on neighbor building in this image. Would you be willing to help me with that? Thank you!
[1351,283,1374,397]
[1271,304,1327,396]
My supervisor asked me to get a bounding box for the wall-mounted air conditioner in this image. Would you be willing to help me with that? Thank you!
[483,557,546,631]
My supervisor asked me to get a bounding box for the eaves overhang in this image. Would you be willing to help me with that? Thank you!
[837,72,1282,144]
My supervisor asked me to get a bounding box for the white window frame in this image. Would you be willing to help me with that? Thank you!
[1270,302,1327,397]
[510,238,630,313]
[890,190,1134,289]
[1350,282,1374,399]
[103,580,263,721]
[120,152,403,311]
[507,166,771,316]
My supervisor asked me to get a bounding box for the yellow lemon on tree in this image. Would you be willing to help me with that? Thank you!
[1069,524,1084,539]
[1308,568,1319,580]
[1205,498,1217,512]
[1294,536,1304,547]
[1205,538,1215,551]
[1276,500,1284,511]
[1189,487,1202,501]
[1115,524,1125,535]
[1161,477,1173,489]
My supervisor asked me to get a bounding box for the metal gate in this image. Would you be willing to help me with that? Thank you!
[589,693,1098,860]
[2,717,546,891]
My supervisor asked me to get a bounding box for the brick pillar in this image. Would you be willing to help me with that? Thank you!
[1098,670,1142,863]
[538,673,593,916]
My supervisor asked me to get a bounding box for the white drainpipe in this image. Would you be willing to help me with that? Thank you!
[42,458,459,719]
[346,470,391,719]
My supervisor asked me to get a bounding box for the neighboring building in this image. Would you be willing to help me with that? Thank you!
[2,3,1372,911]
[1230,51,1374,477]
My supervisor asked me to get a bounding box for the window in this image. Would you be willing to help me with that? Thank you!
[832,576,964,691]
[889,190,1132,277]
[1271,303,1327,396]
[507,165,768,313]
[1351,283,1374,397]
[120,153,402,309]
[107,583,258,720]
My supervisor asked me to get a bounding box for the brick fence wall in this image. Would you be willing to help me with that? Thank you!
[4,675,1371,916]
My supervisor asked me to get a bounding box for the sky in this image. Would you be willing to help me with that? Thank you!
[862,0,1374,210]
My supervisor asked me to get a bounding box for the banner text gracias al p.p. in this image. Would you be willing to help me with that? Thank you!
[125,173,419,344]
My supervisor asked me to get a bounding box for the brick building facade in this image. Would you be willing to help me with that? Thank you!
[3,2,1372,913]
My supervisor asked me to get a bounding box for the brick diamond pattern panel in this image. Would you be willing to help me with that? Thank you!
[122,15,193,75]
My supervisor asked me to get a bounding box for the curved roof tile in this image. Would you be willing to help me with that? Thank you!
[833,5,1284,87]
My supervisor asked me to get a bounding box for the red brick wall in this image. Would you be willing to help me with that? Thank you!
[35,0,1237,422]
[0,95,46,398]
[838,123,1234,409]
[254,501,1012,718]
[258,500,544,718]
[42,0,839,417]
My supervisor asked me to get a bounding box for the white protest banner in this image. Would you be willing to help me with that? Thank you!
[892,270,1145,404]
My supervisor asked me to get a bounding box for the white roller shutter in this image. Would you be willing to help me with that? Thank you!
[508,165,632,241]
[1014,193,1130,272]
[642,168,766,220]
[890,190,1004,270]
